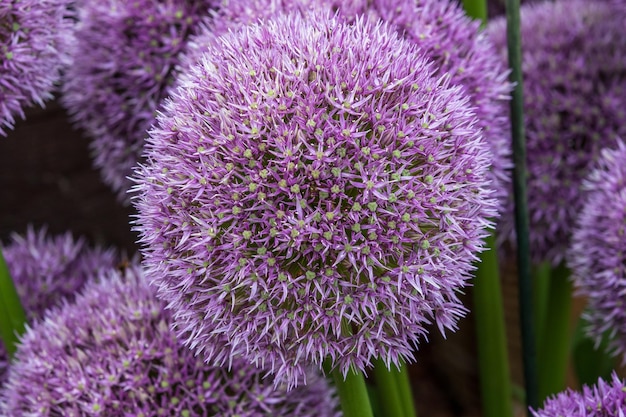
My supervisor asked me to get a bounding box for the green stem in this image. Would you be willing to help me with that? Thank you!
[373,360,417,417]
[572,315,616,387]
[473,233,513,417]
[462,0,488,26]
[373,359,405,417]
[0,247,26,358]
[537,264,572,402]
[504,0,538,410]
[532,262,551,347]
[332,367,374,417]
[392,362,417,417]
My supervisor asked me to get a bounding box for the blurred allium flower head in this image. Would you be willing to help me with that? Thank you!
[183,0,512,207]
[488,0,626,265]
[568,141,626,360]
[0,0,75,135]
[0,266,339,416]
[133,10,497,386]
[61,0,218,203]
[0,227,118,382]
[531,372,626,417]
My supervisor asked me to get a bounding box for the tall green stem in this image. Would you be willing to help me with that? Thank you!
[332,367,374,417]
[0,247,26,357]
[473,233,513,417]
[392,363,417,417]
[537,264,572,402]
[373,360,417,417]
[373,360,405,417]
[532,262,551,344]
[572,316,615,387]
[504,0,538,410]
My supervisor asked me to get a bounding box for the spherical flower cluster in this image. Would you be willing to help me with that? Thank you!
[488,0,626,265]
[568,142,626,360]
[61,0,218,202]
[0,0,75,135]
[183,0,512,207]
[0,227,118,382]
[531,372,626,417]
[0,266,339,417]
[133,11,497,386]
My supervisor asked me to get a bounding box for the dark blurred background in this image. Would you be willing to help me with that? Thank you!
[0,100,137,253]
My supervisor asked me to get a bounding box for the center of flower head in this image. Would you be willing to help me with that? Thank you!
[204,58,449,291]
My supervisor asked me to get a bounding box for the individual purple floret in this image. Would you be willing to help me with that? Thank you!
[0,0,75,135]
[0,227,118,383]
[61,0,218,203]
[488,0,626,265]
[133,10,497,387]
[182,0,512,209]
[0,265,340,417]
[531,372,626,417]
[568,142,626,360]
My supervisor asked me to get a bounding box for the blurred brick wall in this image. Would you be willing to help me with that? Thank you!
[0,99,138,254]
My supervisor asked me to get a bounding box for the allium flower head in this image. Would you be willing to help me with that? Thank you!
[183,0,512,207]
[531,372,626,417]
[61,0,217,202]
[0,266,339,417]
[0,227,118,383]
[488,0,626,264]
[133,11,497,386]
[568,142,626,360]
[0,0,75,135]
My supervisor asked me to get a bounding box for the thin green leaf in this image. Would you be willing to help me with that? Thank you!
[0,247,26,358]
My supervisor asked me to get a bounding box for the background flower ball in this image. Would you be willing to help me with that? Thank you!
[0,227,118,382]
[0,266,339,417]
[183,0,512,207]
[133,11,497,386]
[61,0,218,203]
[568,142,626,360]
[531,372,626,417]
[0,0,75,135]
[488,0,626,265]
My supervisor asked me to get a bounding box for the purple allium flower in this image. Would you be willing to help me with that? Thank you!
[61,0,218,203]
[183,0,512,208]
[0,265,340,417]
[488,0,626,265]
[133,10,497,387]
[0,0,75,135]
[531,372,626,417]
[0,227,118,383]
[568,142,626,360]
